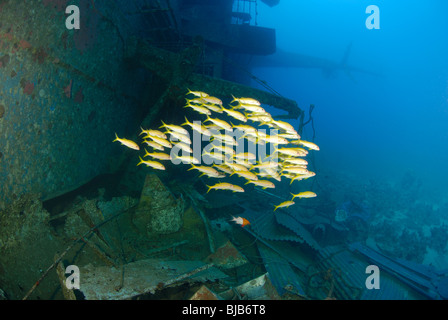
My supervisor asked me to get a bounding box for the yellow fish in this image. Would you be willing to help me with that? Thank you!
[159,120,189,135]
[245,179,275,189]
[136,156,165,170]
[188,165,220,176]
[231,95,261,106]
[187,88,208,98]
[202,150,227,162]
[206,182,244,193]
[234,152,256,161]
[231,123,257,135]
[113,133,140,150]
[139,128,167,140]
[298,140,320,151]
[143,150,172,161]
[282,158,308,166]
[273,200,295,211]
[202,96,223,106]
[182,116,212,136]
[147,135,172,148]
[184,102,212,116]
[172,141,193,153]
[211,133,238,146]
[174,155,200,164]
[221,107,247,122]
[281,166,309,175]
[213,164,234,175]
[290,191,317,200]
[231,170,258,181]
[142,139,164,151]
[204,115,232,131]
[289,172,316,184]
[167,130,191,144]
[270,120,296,133]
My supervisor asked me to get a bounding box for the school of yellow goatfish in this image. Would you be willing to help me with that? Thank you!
[113,89,319,226]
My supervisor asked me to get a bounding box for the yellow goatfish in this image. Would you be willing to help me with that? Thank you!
[231,95,261,106]
[143,150,172,161]
[221,107,247,122]
[291,191,317,200]
[147,135,172,148]
[113,133,140,150]
[167,130,191,144]
[187,88,208,98]
[204,115,232,131]
[172,141,193,153]
[139,128,167,139]
[188,165,220,177]
[273,200,295,211]
[142,140,164,151]
[174,155,200,164]
[137,156,165,170]
[182,116,212,136]
[159,120,189,135]
[231,171,258,181]
[202,96,223,106]
[184,102,212,116]
[245,179,275,189]
[206,182,244,193]
[298,140,320,151]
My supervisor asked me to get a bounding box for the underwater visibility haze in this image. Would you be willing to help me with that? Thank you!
[0,0,447,301]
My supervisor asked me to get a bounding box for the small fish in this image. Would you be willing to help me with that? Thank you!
[159,120,189,135]
[237,104,266,114]
[172,141,193,153]
[282,158,308,166]
[297,140,320,151]
[230,216,251,227]
[234,152,256,161]
[143,150,172,161]
[290,171,316,184]
[213,164,234,175]
[139,127,167,139]
[202,150,227,162]
[174,155,200,164]
[231,95,261,106]
[167,130,192,144]
[270,120,296,133]
[245,179,275,189]
[273,200,295,211]
[221,107,247,122]
[204,115,232,131]
[187,88,209,98]
[281,166,309,175]
[184,102,212,116]
[202,96,223,106]
[113,133,140,150]
[250,161,279,170]
[231,123,257,135]
[211,144,235,156]
[182,116,212,136]
[259,134,289,145]
[142,140,165,151]
[136,156,165,170]
[206,182,244,193]
[147,135,172,148]
[272,147,305,157]
[290,191,317,200]
[188,165,220,176]
[225,162,249,172]
[231,170,258,181]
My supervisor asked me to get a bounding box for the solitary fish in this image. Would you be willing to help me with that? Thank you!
[273,200,295,211]
[230,216,251,227]
[291,191,317,200]
[136,156,165,170]
[206,182,244,193]
[113,133,140,150]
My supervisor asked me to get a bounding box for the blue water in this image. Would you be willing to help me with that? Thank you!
[253,0,448,200]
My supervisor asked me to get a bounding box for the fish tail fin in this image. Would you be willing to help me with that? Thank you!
[139,127,145,136]
[136,156,144,166]
[206,185,212,193]
[273,205,278,212]
[230,94,237,104]
[113,133,119,142]
[181,116,190,127]
[187,164,196,171]
[159,120,166,129]
[290,177,296,185]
